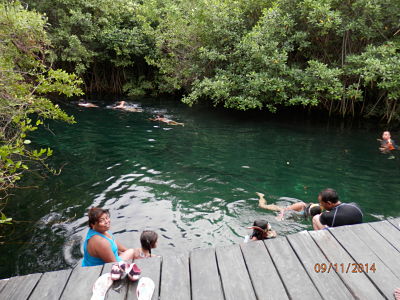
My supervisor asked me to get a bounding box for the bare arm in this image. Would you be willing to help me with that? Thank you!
[312,214,328,230]
[87,236,118,263]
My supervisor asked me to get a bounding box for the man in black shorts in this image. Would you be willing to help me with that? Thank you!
[312,188,363,230]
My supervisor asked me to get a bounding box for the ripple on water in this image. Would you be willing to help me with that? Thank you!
[2,101,399,278]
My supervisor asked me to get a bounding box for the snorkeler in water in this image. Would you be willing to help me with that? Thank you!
[256,192,322,221]
[149,114,184,126]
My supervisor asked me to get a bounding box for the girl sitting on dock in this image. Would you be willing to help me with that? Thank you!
[133,230,159,259]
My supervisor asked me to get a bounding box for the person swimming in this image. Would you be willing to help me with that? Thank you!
[78,99,98,108]
[378,131,397,158]
[132,230,158,259]
[113,101,143,112]
[149,114,184,126]
[256,192,322,221]
[244,219,277,242]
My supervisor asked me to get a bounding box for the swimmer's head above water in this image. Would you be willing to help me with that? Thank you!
[247,219,276,240]
[305,203,322,218]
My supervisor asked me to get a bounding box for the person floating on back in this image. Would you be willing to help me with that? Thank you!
[312,188,363,230]
[244,219,277,242]
[149,114,184,126]
[378,131,398,159]
[133,230,159,259]
[256,192,322,221]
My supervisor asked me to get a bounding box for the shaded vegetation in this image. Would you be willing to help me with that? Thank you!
[26,0,400,121]
[0,1,82,221]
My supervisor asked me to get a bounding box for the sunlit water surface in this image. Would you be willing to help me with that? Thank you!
[1,98,399,278]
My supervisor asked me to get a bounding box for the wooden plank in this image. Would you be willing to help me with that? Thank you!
[266,237,321,300]
[100,263,128,300]
[216,244,256,300]
[159,253,190,300]
[0,273,42,300]
[329,225,400,298]
[352,223,400,275]
[309,229,384,299]
[388,217,400,230]
[128,256,162,300]
[29,269,72,300]
[190,248,224,300]
[369,220,400,251]
[0,278,9,293]
[60,264,103,300]
[240,240,289,300]
[287,231,354,300]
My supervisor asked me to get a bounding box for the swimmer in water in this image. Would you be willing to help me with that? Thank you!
[149,114,184,126]
[78,100,98,108]
[113,101,143,112]
[132,230,158,259]
[244,219,277,242]
[256,192,322,221]
[378,131,397,158]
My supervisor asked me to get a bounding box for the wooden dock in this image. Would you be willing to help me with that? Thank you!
[1,218,399,300]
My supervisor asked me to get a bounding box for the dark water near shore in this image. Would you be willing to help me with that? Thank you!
[1,97,399,278]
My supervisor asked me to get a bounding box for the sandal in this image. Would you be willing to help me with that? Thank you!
[128,263,142,281]
[136,277,155,300]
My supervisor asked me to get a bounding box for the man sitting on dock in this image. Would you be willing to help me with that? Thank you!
[312,188,363,230]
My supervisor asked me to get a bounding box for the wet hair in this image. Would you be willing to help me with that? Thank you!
[305,203,322,218]
[249,219,271,240]
[140,230,158,255]
[88,207,109,229]
[318,188,339,204]
[309,205,322,217]
[158,114,164,118]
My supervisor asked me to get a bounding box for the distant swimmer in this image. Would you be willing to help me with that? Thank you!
[113,101,143,112]
[378,131,398,158]
[149,114,184,126]
[256,192,321,221]
[78,100,98,108]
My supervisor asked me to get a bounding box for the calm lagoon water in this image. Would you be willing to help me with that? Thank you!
[1,98,399,278]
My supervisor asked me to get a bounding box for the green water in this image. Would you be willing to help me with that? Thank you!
[1,98,399,278]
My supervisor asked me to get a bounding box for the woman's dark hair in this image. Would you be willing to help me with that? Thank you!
[318,188,339,204]
[249,219,271,240]
[308,204,322,217]
[140,230,158,255]
[88,207,109,229]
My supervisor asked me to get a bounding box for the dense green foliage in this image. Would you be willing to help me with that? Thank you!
[0,1,82,220]
[21,0,400,121]
[27,0,152,95]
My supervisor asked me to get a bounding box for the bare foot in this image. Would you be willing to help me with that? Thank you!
[256,192,264,197]
[394,288,400,300]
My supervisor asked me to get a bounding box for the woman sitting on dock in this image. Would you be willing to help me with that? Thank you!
[82,207,135,267]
